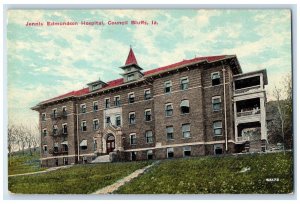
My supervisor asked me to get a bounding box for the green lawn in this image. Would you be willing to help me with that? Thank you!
[116,152,293,194]
[8,152,46,175]
[9,161,151,194]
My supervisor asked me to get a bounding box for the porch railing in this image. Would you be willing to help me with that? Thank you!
[236,109,260,117]
[234,85,261,95]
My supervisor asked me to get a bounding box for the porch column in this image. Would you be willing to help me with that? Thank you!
[234,101,238,141]
[260,97,267,141]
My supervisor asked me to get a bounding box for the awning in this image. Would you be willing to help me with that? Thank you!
[61,141,68,145]
[180,100,190,107]
[80,140,87,147]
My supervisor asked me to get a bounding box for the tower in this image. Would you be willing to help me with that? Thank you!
[120,47,144,82]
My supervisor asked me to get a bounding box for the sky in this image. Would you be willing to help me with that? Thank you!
[7,9,292,128]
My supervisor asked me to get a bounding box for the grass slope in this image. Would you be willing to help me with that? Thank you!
[9,161,151,194]
[116,152,293,194]
[8,152,46,175]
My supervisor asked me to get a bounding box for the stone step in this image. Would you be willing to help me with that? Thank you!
[91,154,111,163]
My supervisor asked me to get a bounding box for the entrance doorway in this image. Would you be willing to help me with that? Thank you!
[106,134,115,154]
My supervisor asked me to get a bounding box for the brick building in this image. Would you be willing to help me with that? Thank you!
[32,48,268,167]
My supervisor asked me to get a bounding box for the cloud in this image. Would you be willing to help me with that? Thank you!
[7,9,292,128]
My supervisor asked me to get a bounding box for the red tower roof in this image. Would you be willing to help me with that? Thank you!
[125,47,138,65]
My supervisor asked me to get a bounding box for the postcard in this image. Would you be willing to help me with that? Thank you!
[6,8,293,195]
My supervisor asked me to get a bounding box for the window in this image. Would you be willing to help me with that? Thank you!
[54,142,59,153]
[81,121,87,132]
[167,147,174,158]
[105,98,110,109]
[80,104,86,113]
[164,81,172,93]
[80,140,88,150]
[129,112,136,124]
[214,144,223,155]
[131,151,137,161]
[183,146,191,157]
[116,115,121,127]
[127,74,135,81]
[63,157,68,165]
[42,129,47,137]
[55,158,59,166]
[213,121,222,136]
[93,140,97,151]
[212,96,221,112]
[180,99,190,114]
[43,145,48,153]
[144,89,151,100]
[182,123,191,138]
[62,107,67,116]
[62,124,68,134]
[106,116,111,125]
[93,119,99,130]
[53,125,58,135]
[180,77,189,90]
[145,131,153,144]
[211,72,221,86]
[114,96,121,107]
[165,104,173,116]
[145,109,152,121]
[128,93,135,103]
[42,113,46,121]
[166,126,174,140]
[62,142,68,152]
[130,133,137,145]
[93,101,98,111]
[92,84,101,91]
[147,150,153,160]
[52,109,57,118]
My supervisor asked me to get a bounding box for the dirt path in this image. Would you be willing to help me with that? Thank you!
[93,161,159,194]
[8,165,74,177]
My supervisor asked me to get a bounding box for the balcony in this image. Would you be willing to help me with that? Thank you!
[237,109,260,117]
[236,136,251,142]
[234,85,261,95]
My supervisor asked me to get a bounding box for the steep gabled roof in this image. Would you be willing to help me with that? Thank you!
[36,54,236,106]
[125,47,138,66]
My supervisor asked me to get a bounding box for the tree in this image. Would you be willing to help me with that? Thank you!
[8,124,17,166]
[272,74,293,152]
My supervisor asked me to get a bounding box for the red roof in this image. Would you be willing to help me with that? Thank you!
[125,48,138,65]
[144,55,227,75]
[41,54,229,104]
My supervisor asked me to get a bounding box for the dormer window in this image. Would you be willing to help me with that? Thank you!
[127,74,135,81]
[92,84,101,91]
[87,79,107,92]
